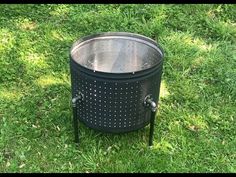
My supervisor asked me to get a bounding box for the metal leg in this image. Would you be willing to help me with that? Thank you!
[149,111,156,146]
[72,94,84,145]
[72,105,79,144]
[144,94,157,146]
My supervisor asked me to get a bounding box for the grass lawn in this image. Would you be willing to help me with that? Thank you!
[0,4,235,173]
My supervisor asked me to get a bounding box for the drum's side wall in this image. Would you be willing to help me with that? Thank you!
[70,58,163,133]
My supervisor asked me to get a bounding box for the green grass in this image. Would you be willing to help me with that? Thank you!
[0,4,235,173]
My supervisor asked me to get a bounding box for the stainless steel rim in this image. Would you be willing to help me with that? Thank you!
[70,32,164,75]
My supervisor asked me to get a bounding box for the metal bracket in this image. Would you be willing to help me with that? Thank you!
[72,91,84,107]
[143,94,157,112]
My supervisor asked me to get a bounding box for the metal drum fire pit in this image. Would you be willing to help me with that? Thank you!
[70,32,164,146]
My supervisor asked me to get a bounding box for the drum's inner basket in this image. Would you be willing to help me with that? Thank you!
[71,36,163,73]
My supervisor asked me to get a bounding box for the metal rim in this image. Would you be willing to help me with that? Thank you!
[70,58,163,81]
[70,32,164,77]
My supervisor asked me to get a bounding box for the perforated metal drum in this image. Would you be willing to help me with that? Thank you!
[70,32,164,145]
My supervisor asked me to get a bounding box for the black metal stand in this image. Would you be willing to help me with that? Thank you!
[72,93,84,145]
[144,94,157,146]
[149,111,156,146]
[72,104,79,144]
